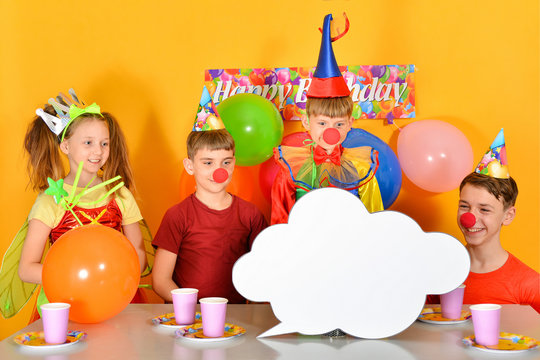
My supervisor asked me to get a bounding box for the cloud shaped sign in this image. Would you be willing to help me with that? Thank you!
[232,188,470,339]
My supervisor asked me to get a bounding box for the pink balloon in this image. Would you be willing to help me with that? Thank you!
[277,69,290,84]
[220,72,234,82]
[397,120,473,193]
[282,131,309,147]
[387,67,398,83]
[259,157,280,202]
[239,76,250,87]
[342,71,355,85]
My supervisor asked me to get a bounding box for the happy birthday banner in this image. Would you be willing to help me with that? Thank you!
[204,65,415,123]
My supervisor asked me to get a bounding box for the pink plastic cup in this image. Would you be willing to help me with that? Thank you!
[440,284,466,319]
[200,297,228,337]
[171,288,199,325]
[40,303,71,344]
[470,304,501,346]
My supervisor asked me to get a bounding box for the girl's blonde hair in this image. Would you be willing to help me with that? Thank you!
[24,104,135,192]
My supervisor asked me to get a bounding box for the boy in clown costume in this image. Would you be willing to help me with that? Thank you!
[429,129,539,313]
[271,14,384,224]
[152,87,267,304]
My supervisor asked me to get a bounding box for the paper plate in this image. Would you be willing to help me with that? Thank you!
[14,330,86,349]
[176,323,246,342]
[463,332,540,353]
[417,307,471,324]
[152,312,202,328]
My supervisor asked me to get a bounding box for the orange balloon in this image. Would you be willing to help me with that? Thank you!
[379,99,393,112]
[42,225,140,323]
[297,67,313,78]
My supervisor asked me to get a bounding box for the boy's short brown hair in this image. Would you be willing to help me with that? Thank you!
[306,96,353,118]
[186,129,235,159]
[460,172,518,209]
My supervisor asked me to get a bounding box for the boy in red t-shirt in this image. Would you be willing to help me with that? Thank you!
[429,129,539,312]
[152,88,267,303]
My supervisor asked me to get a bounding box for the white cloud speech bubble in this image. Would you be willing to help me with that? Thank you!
[232,188,470,339]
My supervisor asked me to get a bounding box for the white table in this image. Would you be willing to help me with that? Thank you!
[1,304,538,359]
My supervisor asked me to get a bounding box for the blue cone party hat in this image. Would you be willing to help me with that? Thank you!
[307,13,351,98]
[193,86,225,131]
[474,128,509,179]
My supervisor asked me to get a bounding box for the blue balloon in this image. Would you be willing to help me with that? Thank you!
[342,128,402,208]
[359,101,373,114]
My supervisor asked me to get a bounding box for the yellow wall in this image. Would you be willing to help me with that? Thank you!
[1,0,538,339]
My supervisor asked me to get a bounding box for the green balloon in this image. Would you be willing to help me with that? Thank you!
[352,103,362,119]
[348,65,361,74]
[372,101,382,114]
[217,94,284,166]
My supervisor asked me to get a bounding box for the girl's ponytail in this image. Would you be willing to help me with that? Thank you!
[24,105,65,191]
[101,112,135,191]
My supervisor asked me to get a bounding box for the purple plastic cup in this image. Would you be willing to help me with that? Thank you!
[200,297,228,337]
[440,284,466,319]
[40,303,71,344]
[470,304,502,346]
[171,288,199,325]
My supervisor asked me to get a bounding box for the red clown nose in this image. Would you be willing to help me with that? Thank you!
[323,128,340,145]
[212,168,229,183]
[460,212,476,228]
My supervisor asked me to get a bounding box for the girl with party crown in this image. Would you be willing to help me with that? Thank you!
[0,90,153,320]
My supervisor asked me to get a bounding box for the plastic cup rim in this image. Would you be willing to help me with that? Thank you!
[40,303,71,310]
[470,304,502,311]
[199,297,228,304]
[171,288,199,295]
[442,284,466,296]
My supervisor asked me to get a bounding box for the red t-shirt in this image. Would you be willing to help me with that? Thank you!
[427,253,540,313]
[152,194,268,303]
